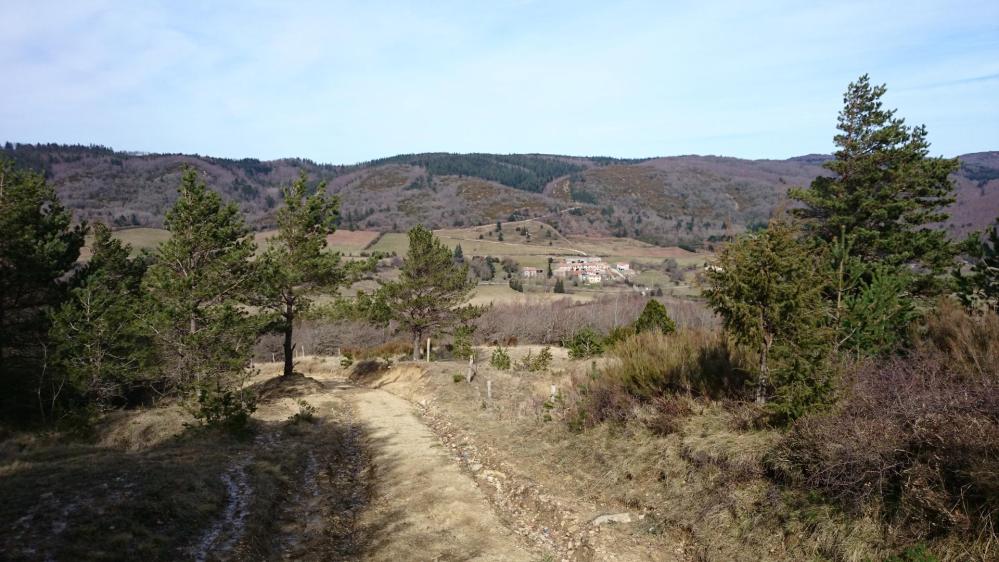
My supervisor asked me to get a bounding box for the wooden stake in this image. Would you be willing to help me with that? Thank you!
[466,355,475,383]
[487,379,492,400]
[426,337,431,362]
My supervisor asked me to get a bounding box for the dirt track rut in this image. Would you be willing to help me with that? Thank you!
[346,386,536,561]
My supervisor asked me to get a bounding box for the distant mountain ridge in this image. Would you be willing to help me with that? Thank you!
[4,143,997,247]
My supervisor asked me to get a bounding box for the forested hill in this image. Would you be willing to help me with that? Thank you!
[4,142,997,247]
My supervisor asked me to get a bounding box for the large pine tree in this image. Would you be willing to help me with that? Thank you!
[381,225,479,360]
[0,159,85,420]
[255,172,344,377]
[50,223,153,409]
[143,168,257,391]
[790,75,958,282]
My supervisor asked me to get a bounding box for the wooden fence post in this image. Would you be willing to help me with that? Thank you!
[466,355,475,383]
[487,379,492,400]
[426,338,431,362]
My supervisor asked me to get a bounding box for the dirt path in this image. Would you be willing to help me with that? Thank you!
[346,385,537,561]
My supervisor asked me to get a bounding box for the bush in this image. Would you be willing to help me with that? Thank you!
[517,346,553,372]
[604,325,635,346]
[190,386,257,433]
[343,339,412,361]
[565,328,605,358]
[453,325,474,360]
[767,351,999,543]
[919,299,998,380]
[490,346,511,370]
[564,330,749,429]
[287,399,317,424]
[604,330,747,400]
[633,299,676,334]
[474,294,715,346]
[348,358,392,383]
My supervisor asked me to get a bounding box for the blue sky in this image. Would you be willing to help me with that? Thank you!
[2,1,998,163]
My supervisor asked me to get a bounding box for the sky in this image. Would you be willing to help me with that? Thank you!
[2,0,998,164]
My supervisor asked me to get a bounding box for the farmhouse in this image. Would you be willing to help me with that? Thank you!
[553,256,609,283]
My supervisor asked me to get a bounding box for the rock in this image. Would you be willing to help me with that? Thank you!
[469,462,483,472]
[591,513,633,526]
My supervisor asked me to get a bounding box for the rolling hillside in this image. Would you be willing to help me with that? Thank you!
[4,143,997,247]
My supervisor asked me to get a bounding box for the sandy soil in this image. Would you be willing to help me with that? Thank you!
[250,360,538,561]
[347,385,536,561]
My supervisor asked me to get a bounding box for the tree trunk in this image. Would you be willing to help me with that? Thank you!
[757,335,772,405]
[283,301,295,377]
[412,330,422,361]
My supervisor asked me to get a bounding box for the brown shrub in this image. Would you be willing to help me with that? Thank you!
[768,351,999,542]
[476,295,716,345]
[602,330,749,400]
[564,330,750,430]
[347,359,391,383]
[344,339,412,361]
[920,299,999,380]
[642,396,694,436]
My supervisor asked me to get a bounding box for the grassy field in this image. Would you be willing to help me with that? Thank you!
[82,228,381,260]
[385,221,714,274]
[365,232,408,255]
[81,224,712,297]
[80,227,172,260]
[469,283,597,305]
[255,229,380,254]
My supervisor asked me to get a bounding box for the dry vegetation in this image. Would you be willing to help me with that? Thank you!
[316,297,998,561]
[0,368,372,561]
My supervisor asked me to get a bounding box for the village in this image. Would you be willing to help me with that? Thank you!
[520,256,633,284]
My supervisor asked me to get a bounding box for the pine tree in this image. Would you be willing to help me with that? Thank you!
[955,218,999,313]
[143,168,257,398]
[554,278,565,293]
[633,299,676,334]
[381,226,480,360]
[453,243,464,264]
[703,222,831,415]
[0,159,85,421]
[255,172,344,377]
[50,223,154,409]
[790,75,958,287]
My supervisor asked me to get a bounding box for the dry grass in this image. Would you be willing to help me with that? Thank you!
[366,355,889,561]
[475,294,716,345]
[367,232,410,255]
[0,372,369,561]
[920,299,999,380]
[79,227,171,260]
[469,284,595,305]
[326,229,381,252]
